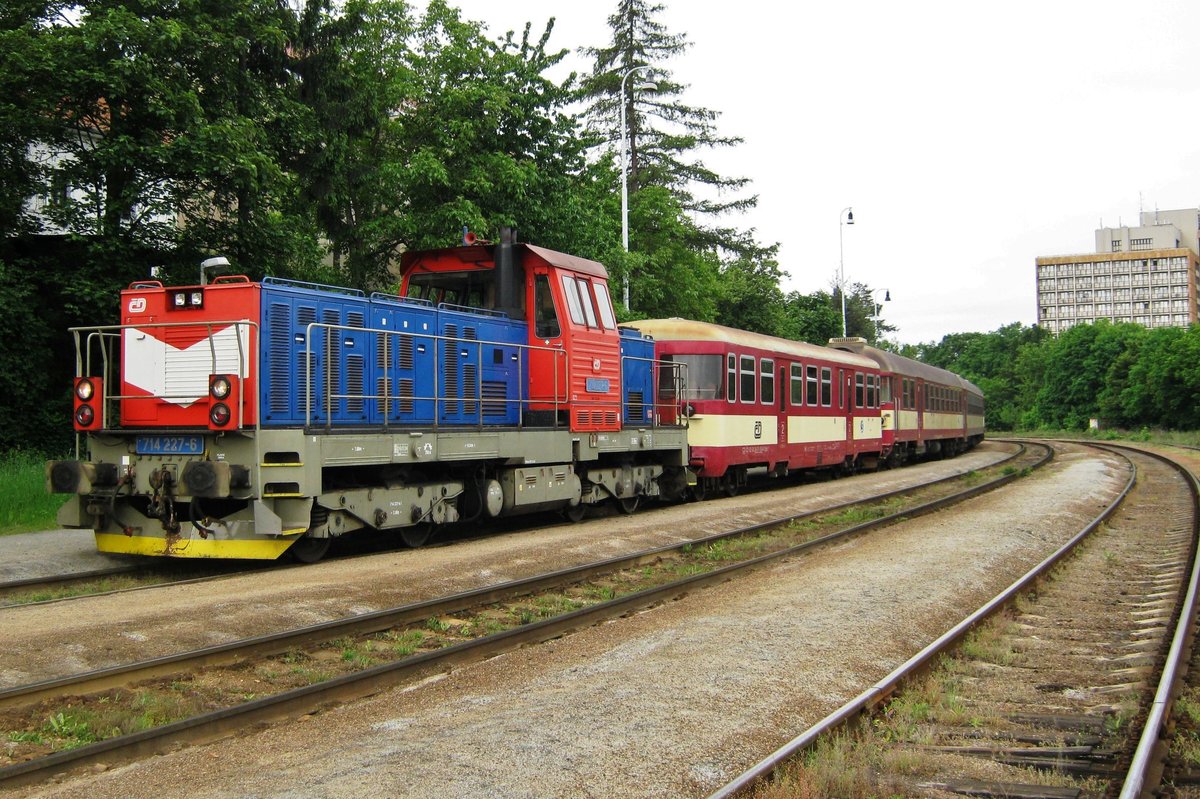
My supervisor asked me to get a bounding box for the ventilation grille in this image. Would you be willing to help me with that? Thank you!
[463,364,477,416]
[628,391,645,420]
[268,303,291,414]
[482,381,508,417]
[347,355,364,415]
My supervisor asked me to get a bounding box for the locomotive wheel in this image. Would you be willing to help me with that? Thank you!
[563,503,587,523]
[290,535,331,564]
[615,496,640,515]
[401,523,433,548]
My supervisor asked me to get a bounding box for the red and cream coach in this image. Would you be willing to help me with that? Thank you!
[628,319,890,495]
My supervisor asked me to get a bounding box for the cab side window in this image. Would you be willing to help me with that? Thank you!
[534,275,560,338]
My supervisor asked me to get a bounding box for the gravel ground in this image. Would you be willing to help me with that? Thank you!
[0,444,1009,688]
[0,530,130,582]
[3,442,1129,799]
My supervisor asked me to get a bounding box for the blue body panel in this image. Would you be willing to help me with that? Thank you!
[619,327,655,426]
[258,280,526,428]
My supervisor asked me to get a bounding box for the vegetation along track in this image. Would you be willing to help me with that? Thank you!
[709,442,1200,799]
[0,443,1049,789]
[0,561,270,608]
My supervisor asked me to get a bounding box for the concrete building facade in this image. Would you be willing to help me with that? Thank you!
[1036,209,1200,334]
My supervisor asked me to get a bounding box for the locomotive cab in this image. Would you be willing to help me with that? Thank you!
[401,231,624,432]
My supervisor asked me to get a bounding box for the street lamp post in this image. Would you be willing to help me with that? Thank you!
[620,65,654,311]
[838,207,854,337]
[870,288,891,342]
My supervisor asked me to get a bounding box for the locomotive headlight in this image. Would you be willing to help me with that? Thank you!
[173,292,187,307]
[210,403,231,427]
[190,291,203,306]
[75,378,95,401]
[210,375,232,400]
[75,404,95,427]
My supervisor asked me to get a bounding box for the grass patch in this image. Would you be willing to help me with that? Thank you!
[0,450,70,536]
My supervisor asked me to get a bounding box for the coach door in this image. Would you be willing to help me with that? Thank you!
[778,364,787,446]
[843,369,853,445]
[915,380,924,443]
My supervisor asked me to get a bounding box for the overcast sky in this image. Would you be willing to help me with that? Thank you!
[437,0,1200,344]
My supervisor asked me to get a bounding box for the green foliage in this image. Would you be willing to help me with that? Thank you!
[0,449,69,536]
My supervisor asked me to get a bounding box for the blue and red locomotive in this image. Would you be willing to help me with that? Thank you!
[47,232,983,560]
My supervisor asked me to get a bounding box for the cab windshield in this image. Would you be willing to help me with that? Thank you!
[406,269,497,311]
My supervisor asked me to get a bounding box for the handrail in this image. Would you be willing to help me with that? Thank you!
[68,320,260,466]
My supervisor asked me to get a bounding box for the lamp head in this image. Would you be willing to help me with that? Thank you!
[846,209,854,225]
[884,290,891,301]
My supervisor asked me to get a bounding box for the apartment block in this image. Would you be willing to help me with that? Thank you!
[1036,209,1200,333]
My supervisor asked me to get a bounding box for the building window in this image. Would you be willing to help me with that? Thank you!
[1112,240,1122,251]
[1131,238,1153,251]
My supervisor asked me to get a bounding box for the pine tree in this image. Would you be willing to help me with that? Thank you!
[581,0,757,248]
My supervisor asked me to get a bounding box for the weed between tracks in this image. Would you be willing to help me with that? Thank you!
[750,604,1117,798]
[1,460,1036,765]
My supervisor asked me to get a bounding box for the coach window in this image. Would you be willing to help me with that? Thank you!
[674,354,723,400]
[854,373,865,408]
[806,365,818,406]
[790,364,804,406]
[727,354,737,403]
[880,375,892,404]
[560,274,586,325]
[740,355,756,403]
[820,367,832,407]
[760,358,774,405]
[867,375,877,408]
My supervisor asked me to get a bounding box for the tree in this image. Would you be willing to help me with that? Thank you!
[580,0,780,321]
[780,290,841,345]
[581,0,752,219]
[379,1,617,278]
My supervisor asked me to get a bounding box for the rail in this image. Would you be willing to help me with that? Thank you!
[1116,444,1200,798]
[705,439,1131,799]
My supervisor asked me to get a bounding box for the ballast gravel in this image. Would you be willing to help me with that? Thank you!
[3,442,1128,798]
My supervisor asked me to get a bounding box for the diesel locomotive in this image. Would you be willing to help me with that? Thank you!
[47,232,983,561]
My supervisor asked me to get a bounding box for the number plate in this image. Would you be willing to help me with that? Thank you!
[135,435,205,455]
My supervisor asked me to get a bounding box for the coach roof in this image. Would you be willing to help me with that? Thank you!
[829,338,983,395]
[627,319,878,369]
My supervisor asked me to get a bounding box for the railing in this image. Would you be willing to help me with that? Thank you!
[65,318,688,447]
[68,320,258,459]
[302,322,687,431]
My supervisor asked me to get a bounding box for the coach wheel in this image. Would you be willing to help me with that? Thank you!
[615,496,640,515]
[290,535,331,564]
[691,481,710,502]
[401,523,433,548]
[563,503,587,523]
[721,473,740,498]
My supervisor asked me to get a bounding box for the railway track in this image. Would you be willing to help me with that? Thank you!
[0,444,1016,608]
[0,443,1048,790]
[708,441,1200,799]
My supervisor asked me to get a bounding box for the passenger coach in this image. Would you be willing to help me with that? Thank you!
[829,338,985,463]
[628,319,889,495]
